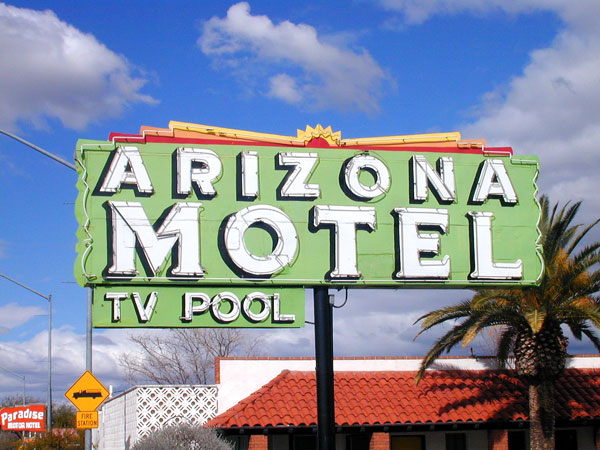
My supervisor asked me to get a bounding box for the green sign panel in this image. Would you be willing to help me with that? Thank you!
[75,129,542,290]
[92,286,304,328]
[74,124,542,326]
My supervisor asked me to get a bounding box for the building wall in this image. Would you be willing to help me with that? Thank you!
[262,428,596,450]
[93,389,137,450]
[390,431,490,450]
[256,433,346,450]
[93,385,217,450]
[467,430,489,448]
[251,430,491,450]
[572,427,595,450]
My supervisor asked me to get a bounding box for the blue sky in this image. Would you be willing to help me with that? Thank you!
[1,0,599,401]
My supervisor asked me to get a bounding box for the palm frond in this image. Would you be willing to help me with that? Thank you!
[414,195,600,385]
[557,304,600,329]
[497,327,516,368]
[573,246,600,270]
[566,218,600,256]
[525,309,546,333]
[460,304,530,346]
[581,325,600,352]
[416,316,482,383]
[542,201,582,263]
[413,301,473,337]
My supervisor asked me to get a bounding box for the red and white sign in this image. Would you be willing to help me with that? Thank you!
[0,404,45,432]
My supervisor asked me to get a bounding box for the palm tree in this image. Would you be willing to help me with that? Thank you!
[414,196,600,450]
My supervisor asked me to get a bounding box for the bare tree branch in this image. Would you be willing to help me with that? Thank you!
[118,329,263,385]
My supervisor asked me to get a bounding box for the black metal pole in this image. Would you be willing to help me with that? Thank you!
[314,287,335,450]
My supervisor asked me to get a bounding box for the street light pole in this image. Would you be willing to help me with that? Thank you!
[47,294,52,432]
[0,273,52,432]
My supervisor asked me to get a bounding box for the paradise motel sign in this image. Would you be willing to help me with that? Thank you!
[0,405,46,432]
[74,122,542,328]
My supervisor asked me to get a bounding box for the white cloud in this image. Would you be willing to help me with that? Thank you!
[268,73,303,104]
[462,8,600,224]
[0,303,45,329]
[0,327,133,401]
[198,2,388,113]
[379,0,598,28]
[256,289,470,358]
[380,0,600,223]
[463,30,600,218]
[0,3,157,131]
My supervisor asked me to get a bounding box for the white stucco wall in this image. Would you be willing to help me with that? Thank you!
[93,389,137,450]
[566,355,600,369]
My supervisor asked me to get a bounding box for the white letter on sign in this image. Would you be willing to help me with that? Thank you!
[468,211,522,279]
[273,293,295,322]
[104,292,128,321]
[240,151,259,198]
[177,148,222,196]
[471,159,518,204]
[343,154,390,199]
[313,205,376,278]
[394,208,450,279]
[107,201,204,277]
[411,155,455,202]
[132,292,158,322]
[243,292,271,322]
[212,292,241,322]
[224,205,298,276]
[277,152,320,198]
[99,146,154,194]
[181,293,211,321]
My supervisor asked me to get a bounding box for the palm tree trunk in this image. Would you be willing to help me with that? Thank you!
[529,380,555,450]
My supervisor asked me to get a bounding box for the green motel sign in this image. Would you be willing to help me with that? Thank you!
[74,123,542,328]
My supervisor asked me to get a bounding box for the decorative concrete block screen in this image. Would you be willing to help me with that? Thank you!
[136,386,218,437]
[93,385,218,450]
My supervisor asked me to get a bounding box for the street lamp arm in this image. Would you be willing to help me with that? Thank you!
[0,129,76,172]
[0,365,25,381]
[0,273,50,301]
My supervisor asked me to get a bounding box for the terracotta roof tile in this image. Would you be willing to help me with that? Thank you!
[207,368,600,428]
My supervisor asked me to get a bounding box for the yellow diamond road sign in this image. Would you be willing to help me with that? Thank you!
[65,371,109,411]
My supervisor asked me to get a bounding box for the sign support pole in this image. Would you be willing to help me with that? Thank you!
[314,287,335,450]
[85,288,92,450]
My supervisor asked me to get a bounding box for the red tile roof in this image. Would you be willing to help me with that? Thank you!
[207,369,600,428]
